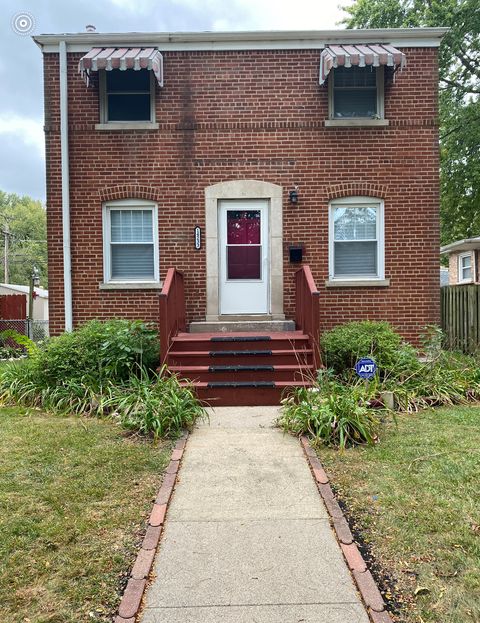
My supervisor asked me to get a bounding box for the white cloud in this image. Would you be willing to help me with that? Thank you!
[108,0,350,30]
[178,0,350,30]
[0,114,44,157]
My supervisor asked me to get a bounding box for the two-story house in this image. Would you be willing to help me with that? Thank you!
[34,28,446,403]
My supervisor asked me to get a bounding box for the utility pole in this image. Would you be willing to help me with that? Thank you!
[2,224,9,284]
[28,266,40,339]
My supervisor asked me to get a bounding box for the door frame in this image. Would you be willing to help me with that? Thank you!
[205,180,284,321]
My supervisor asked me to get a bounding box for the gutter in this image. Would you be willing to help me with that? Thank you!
[33,27,449,52]
[440,237,480,255]
[59,40,73,331]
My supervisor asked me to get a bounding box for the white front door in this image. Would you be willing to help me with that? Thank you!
[218,200,269,315]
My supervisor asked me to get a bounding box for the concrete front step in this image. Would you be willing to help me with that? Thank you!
[189,319,296,333]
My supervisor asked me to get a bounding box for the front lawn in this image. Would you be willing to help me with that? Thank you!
[319,407,480,623]
[0,407,170,623]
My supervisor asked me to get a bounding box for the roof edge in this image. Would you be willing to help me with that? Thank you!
[440,237,480,254]
[33,27,449,52]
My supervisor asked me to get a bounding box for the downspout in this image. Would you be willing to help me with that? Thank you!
[59,40,72,331]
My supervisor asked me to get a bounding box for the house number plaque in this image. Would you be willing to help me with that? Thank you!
[194,226,201,250]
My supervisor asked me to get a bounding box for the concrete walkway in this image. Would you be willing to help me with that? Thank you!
[141,407,370,623]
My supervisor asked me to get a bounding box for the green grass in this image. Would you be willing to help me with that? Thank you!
[319,406,480,623]
[0,407,171,623]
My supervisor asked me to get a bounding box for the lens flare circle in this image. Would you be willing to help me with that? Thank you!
[11,12,35,36]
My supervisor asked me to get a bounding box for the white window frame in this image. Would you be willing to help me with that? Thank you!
[328,66,385,120]
[328,196,385,283]
[102,199,159,285]
[458,252,473,283]
[99,69,156,124]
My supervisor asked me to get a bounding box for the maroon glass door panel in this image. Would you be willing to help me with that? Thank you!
[226,210,262,280]
[227,246,261,279]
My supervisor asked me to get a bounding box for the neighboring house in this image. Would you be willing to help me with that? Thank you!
[0,284,49,321]
[440,238,480,285]
[33,28,445,402]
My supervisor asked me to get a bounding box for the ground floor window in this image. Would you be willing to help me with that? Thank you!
[458,252,472,283]
[102,199,159,283]
[329,196,384,281]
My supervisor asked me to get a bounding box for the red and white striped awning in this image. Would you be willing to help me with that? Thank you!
[78,47,164,87]
[319,44,406,85]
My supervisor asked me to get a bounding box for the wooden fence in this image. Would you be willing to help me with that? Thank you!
[441,285,480,353]
[0,294,26,320]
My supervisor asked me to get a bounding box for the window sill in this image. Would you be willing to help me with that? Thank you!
[99,282,163,290]
[95,122,159,131]
[325,279,390,288]
[324,119,389,128]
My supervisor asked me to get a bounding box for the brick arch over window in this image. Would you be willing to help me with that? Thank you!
[99,185,163,203]
[327,182,388,200]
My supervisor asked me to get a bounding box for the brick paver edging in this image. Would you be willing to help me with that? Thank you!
[114,432,189,623]
[300,435,394,623]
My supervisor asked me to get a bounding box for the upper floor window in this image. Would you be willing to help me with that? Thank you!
[102,200,159,284]
[329,66,384,119]
[458,253,472,283]
[100,69,155,123]
[329,197,385,281]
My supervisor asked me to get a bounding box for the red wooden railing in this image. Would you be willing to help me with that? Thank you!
[295,266,321,369]
[159,268,186,365]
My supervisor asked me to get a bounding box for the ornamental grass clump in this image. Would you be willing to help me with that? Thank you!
[279,376,380,449]
[106,366,206,439]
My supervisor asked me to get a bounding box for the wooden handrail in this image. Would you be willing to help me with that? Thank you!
[295,265,321,369]
[159,268,186,365]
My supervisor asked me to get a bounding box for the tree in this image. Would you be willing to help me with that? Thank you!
[0,191,48,287]
[342,0,480,244]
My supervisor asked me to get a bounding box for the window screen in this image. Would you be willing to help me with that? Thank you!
[333,66,378,118]
[105,69,151,122]
[460,255,472,281]
[109,209,155,280]
[333,206,378,277]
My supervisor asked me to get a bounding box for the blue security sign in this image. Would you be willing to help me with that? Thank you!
[355,358,377,379]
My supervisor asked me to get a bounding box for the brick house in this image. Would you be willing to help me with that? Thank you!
[441,238,480,285]
[33,28,445,403]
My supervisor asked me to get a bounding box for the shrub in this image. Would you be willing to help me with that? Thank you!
[320,321,419,377]
[279,378,380,449]
[0,330,38,358]
[36,319,159,386]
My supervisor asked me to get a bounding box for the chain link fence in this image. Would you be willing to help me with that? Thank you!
[0,319,49,342]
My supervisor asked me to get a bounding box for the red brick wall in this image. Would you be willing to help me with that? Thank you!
[43,47,440,342]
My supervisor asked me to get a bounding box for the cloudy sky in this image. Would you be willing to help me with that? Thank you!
[1,0,349,202]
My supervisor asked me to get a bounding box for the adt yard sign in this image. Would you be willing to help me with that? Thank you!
[355,358,377,379]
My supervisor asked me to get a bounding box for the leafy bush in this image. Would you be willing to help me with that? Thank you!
[36,319,159,386]
[0,330,38,358]
[320,321,420,377]
[279,377,380,449]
